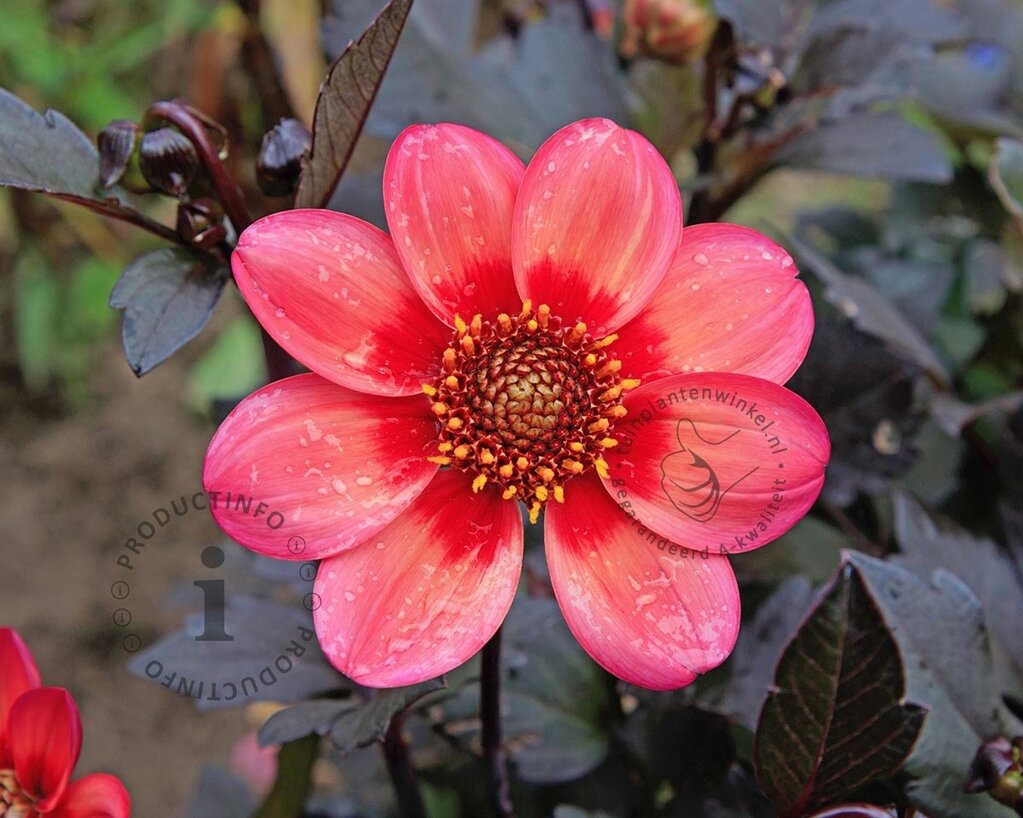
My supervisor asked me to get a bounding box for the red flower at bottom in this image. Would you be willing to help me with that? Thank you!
[204,118,830,690]
[0,629,130,818]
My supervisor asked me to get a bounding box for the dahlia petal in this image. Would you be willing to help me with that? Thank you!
[546,472,740,690]
[313,470,523,687]
[512,118,682,335]
[0,628,41,763]
[616,224,814,383]
[383,123,525,324]
[8,687,81,810]
[605,373,830,554]
[203,374,440,561]
[233,209,451,396]
[46,774,131,818]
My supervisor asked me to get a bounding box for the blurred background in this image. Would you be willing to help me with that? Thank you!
[1,0,1022,815]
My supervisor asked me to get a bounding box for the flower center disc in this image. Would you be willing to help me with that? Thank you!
[424,302,639,522]
[1,769,34,817]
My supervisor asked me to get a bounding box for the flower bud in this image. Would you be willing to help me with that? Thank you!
[138,127,199,197]
[965,736,1023,815]
[97,119,149,192]
[619,0,717,64]
[177,198,227,251]
[257,118,312,197]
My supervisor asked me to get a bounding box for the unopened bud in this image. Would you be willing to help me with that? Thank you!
[619,0,717,64]
[97,120,148,192]
[177,198,227,251]
[965,736,1023,815]
[257,118,311,197]
[139,127,199,197]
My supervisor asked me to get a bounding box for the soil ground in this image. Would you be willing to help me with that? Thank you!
[1,340,248,816]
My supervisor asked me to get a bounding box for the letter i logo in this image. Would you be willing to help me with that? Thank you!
[194,546,234,642]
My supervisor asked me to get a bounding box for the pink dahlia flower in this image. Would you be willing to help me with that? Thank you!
[204,118,830,690]
[0,628,131,818]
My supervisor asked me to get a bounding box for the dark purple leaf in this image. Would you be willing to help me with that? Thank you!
[753,562,926,818]
[294,0,414,209]
[0,86,179,242]
[109,247,228,376]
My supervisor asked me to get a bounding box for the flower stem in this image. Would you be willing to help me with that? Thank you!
[144,99,297,382]
[383,710,428,818]
[481,627,515,818]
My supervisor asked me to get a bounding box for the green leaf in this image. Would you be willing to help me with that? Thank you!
[0,86,178,242]
[109,247,228,376]
[753,562,926,818]
[294,0,414,209]
[252,735,318,818]
[847,551,1022,818]
[777,112,954,184]
[990,138,1023,221]
[258,677,446,751]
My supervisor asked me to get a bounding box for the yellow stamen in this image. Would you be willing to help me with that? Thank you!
[469,313,483,337]
[607,405,628,419]
[538,467,555,483]
[535,485,549,502]
[592,333,618,349]
[427,456,452,465]
[431,402,448,416]
[447,417,463,430]
[594,458,610,479]
[472,474,488,493]
[454,314,468,335]
[437,441,453,453]
[502,486,518,500]
[497,313,513,334]
[460,335,475,355]
[442,348,457,372]
[445,375,459,389]
[566,322,587,346]
[519,299,532,318]
[453,445,471,459]
[562,459,584,474]
[568,441,585,452]
[499,463,514,479]
[537,304,551,327]
[526,319,539,333]
[583,353,597,367]
[422,383,437,397]
[516,457,529,471]
[553,485,565,503]
[599,437,619,448]
[620,378,641,390]
[588,418,609,433]
[597,359,622,378]
[600,386,623,402]
[479,449,495,465]
[528,501,542,524]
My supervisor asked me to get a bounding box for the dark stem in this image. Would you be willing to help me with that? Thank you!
[146,100,252,233]
[145,99,297,382]
[481,627,514,818]
[383,710,428,818]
